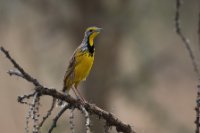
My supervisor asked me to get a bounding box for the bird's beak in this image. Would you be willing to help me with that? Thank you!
[96,28,102,33]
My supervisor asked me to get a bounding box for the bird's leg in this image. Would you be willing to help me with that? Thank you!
[72,86,80,99]
[75,86,86,103]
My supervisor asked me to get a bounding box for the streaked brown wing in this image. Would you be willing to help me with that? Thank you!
[62,53,76,91]
[62,48,84,92]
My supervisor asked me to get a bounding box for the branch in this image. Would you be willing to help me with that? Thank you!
[80,105,91,133]
[197,5,200,133]
[8,69,24,78]
[38,98,56,129]
[32,92,40,133]
[48,104,71,133]
[198,7,200,52]
[18,92,37,105]
[175,0,200,80]
[195,85,200,133]
[0,46,136,133]
[175,1,200,133]
[69,108,75,133]
[36,87,135,133]
[0,46,41,86]
[104,122,110,133]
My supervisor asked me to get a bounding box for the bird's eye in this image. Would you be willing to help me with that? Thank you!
[89,29,93,32]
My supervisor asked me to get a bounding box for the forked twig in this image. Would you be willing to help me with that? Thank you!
[18,92,36,105]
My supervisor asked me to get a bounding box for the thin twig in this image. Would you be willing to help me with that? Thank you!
[8,69,24,78]
[175,1,200,133]
[25,104,32,133]
[0,46,41,86]
[32,92,40,133]
[175,0,200,80]
[104,122,110,133]
[48,104,71,133]
[38,98,56,129]
[69,108,75,133]
[80,105,91,133]
[18,92,36,105]
[198,6,200,52]
[195,85,200,133]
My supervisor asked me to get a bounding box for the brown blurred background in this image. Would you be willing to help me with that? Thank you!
[0,0,200,133]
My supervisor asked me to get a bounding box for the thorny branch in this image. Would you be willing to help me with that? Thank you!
[0,46,136,133]
[175,0,200,133]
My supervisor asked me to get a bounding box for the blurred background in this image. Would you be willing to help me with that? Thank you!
[0,0,200,133]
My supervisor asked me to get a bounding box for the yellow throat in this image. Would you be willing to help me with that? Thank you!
[89,32,100,46]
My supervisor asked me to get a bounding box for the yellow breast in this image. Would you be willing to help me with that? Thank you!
[74,52,94,82]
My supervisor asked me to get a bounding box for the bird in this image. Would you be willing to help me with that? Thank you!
[61,26,102,103]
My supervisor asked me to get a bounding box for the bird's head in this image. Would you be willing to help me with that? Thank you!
[85,26,102,37]
[84,26,102,46]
